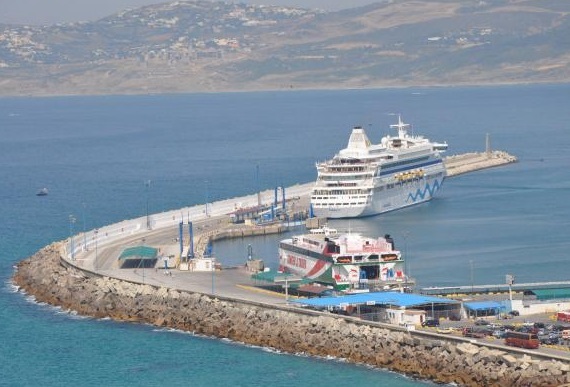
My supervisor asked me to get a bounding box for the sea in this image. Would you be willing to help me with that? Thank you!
[1,84,569,386]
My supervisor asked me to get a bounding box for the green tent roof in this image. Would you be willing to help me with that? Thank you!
[119,246,158,260]
[531,288,570,300]
[251,270,311,286]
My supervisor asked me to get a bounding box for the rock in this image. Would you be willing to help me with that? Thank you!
[502,354,518,366]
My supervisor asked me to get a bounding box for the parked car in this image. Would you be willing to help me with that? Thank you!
[475,319,490,326]
[422,318,440,327]
[462,327,487,338]
[493,330,506,339]
[539,334,560,345]
[520,326,539,334]
[509,310,520,316]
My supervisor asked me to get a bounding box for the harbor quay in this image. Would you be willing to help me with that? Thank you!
[444,150,518,177]
[16,150,570,386]
[59,151,518,302]
[64,150,517,274]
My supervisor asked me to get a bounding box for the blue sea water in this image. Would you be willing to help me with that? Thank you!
[1,84,569,386]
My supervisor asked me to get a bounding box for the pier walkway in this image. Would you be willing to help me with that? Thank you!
[444,150,517,177]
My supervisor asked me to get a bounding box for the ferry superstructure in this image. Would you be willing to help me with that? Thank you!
[310,115,448,218]
[278,228,408,291]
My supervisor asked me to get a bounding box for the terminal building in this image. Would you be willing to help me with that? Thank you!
[420,281,570,317]
[292,291,461,327]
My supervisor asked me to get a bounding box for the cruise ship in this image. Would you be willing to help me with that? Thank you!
[278,226,408,291]
[310,115,448,218]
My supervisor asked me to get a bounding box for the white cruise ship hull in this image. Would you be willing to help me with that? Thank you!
[310,115,448,219]
[313,174,445,219]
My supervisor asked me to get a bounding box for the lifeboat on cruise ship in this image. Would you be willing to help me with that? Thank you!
[382,254,399,261]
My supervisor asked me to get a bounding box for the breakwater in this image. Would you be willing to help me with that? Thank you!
[13,243,570,387]
[444,151,517,177]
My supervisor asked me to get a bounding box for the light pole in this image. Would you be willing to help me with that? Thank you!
[211,258,215,294]
[144,180,151,230]
[403,231,410,282]
[506,274,514,306]
[205,180,210,217]
[256,164,260,207]
[141,237,146,284]
[285,275,289,304]
[69,214,76,260]
[82,202,88,251]
[94,228,99,271]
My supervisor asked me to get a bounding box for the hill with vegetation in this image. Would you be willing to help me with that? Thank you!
[1,0,569,96]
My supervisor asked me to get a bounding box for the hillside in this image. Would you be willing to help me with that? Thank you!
[1,0,569,96]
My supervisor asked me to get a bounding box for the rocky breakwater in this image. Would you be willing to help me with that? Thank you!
[13,243,570,387]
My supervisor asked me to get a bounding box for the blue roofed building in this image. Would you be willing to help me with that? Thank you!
[292,291,461,326]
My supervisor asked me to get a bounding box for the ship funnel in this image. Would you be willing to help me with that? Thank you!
[384,234,395,250]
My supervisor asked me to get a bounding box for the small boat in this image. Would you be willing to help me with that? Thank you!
[36,188,49,196]
[309,224,338,236]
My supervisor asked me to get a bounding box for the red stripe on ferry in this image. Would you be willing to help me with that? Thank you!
[306,259,327,277]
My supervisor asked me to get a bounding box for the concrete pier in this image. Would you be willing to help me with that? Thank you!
[444,150,517,177]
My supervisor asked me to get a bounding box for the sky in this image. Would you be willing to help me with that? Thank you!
[0,0,380,25]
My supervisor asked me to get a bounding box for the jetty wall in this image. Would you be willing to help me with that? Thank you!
[194,223,288,259]
[13,243,570,387]
[444,151,517,177]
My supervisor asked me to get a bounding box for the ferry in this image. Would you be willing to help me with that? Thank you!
[278,228,408,291]
[310,115,448,218]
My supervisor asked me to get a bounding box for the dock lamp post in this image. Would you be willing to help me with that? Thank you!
[205,180,210,217]
[256,164,261,207]
[69,214,76,260]
[284,274,289,304]
[82,202,88,251]
[506,274,515,306]
[403,231,410,283]
[145,180,151,230]
[94,229,99,271]
[141,238,146,284]
[211,258,215,295]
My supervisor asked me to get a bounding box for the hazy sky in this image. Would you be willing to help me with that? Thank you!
[0,0,379,25]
